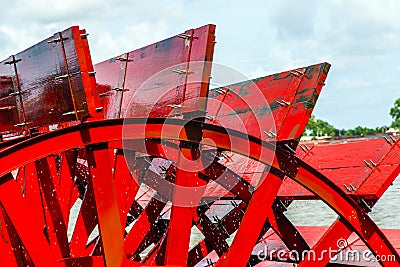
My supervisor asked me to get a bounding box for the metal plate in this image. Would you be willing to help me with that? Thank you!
[94,24,216,119]
[94,25,215,118]
[277,136,400,199]
[0,60,20,132]
[207,63,330,140]
[0,26,99,134]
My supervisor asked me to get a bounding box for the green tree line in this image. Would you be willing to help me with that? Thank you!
[305,98,399,137]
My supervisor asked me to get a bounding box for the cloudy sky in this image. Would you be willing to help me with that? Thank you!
[0,0,399,129]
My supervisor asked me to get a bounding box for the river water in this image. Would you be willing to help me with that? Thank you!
[285,175,400,229]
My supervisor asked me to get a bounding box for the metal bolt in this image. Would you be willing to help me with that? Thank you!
[172,69,193,75]
[116,57,131,62]
[284,144,296,154]
[361,199,372,212]
[363,160,371,168]
[62,111,76,116]
[47,37,68,44]
[215,88,228,95]
[177,33,192,40]
[383,136,391,144]
[206,115,216,121]
[167,104,182,109]
[221,152,231,160]
[159,166,167,172]
[343,184,351,192]
[290,69,310,79]
[369,159,377,167]
[14,122,31,127]
[277,100,291,106]
[290,70,304,77]
[264,131,272,138]
[269,131,277,137]
[0,106,16,111]
[62,110,84,116]
[9,91,21,97]
[55,74,69,80]
[349,184,356,191]
[263,130,276,138]
[112,87,128,92]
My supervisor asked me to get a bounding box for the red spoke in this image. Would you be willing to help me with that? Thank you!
[86,143,126,266]
[215,168,284,267]
[36,157,70,257]
[0,174,62,266]
[164,143,206,266]
[113,149,140,229]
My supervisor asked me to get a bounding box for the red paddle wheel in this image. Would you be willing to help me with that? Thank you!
[0,24,399,267]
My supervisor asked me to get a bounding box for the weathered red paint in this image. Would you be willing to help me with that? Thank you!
[207,63,330,140]
[278,136,400,200]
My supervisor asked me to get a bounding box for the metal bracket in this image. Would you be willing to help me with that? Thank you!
[290,69,310,79]
[47,37,69,44]
[0,106,16,111]
[206,115,216,121]
[99,92,111,97]
[167,104,182,109]
[14,122,31,127]
[363,159,371,168]
[177,33,199,40]
[212,215,229,237]
[177,33,192,40]
[111,87,128,92]
[359,199,372,212]
[383,136,391,144]
[62,110,84,116]
[172,69,193,75]
[9,91,22,97]
[263,130,277,138]
[343,184,352,192]
[215,88,229,95]
[369,159,377,167]
[4,58,21,65]
[205,258,215,267]
[116,57,132,62]
[55,74,69,80]
[277,100,291,106]
[283,143,296,154]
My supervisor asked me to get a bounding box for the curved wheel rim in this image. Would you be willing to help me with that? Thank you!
[0,118,398,266]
